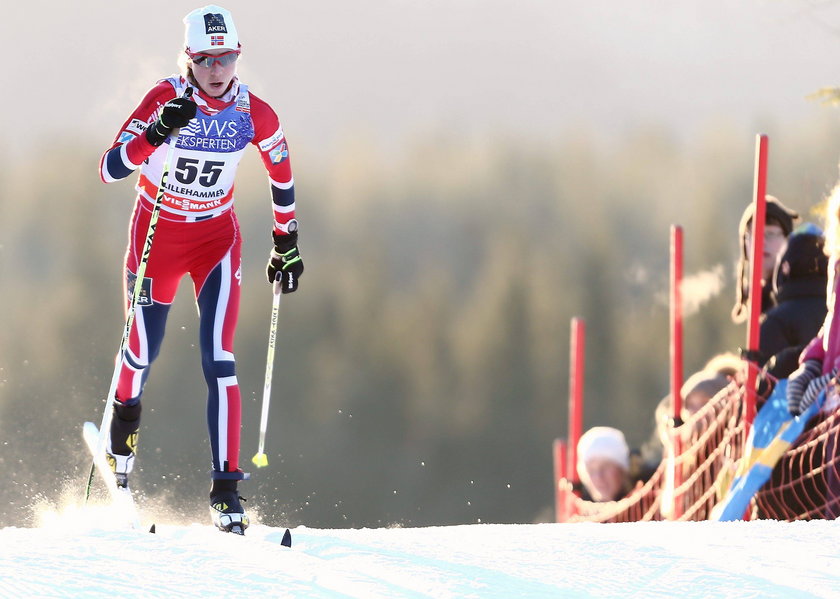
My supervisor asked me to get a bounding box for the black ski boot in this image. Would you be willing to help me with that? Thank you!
[107,401,141,489]
[210,479,249,535]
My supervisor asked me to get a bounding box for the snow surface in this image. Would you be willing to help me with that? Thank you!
[3,505,840,598]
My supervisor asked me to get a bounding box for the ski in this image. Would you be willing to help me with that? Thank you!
[83,424,291,541]
[82,421,143,531]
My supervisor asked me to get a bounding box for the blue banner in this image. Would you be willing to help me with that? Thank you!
[712,379,823,521]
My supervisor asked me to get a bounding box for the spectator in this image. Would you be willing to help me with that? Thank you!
[636,396,670,483]
[760,225,828,379]
[638,361,734,480]
[788,197,840,417]
[786,187,840,518]
[680,369,731,420]
[732,196,798,323]
[577,426,631,502]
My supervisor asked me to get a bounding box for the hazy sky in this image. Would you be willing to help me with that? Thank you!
[6,1,840,158]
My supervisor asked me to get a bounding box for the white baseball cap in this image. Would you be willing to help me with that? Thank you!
[184,5,239,53]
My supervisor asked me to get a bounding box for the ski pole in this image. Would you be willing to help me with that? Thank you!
[85,88,193,502]
[252,277,282,467]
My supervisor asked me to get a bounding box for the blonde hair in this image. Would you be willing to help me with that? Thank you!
[822,182,840,299]
[825,181,840,261]
[702,352,741,380]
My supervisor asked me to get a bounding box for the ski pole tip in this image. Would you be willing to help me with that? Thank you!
[252,453,269,468]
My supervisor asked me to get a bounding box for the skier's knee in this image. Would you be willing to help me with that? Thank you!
[122,349,147,370]
[202,358,235,381]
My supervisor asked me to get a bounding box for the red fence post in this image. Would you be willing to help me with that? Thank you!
[671,225,684,420]
[567,317,585,489]
[739,134,768,522]
[670,225,685,519]
[553,439,567,522]
[745,134,768,437]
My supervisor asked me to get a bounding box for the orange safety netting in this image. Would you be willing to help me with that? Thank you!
[556,381,840,522]
[755,407,840,520]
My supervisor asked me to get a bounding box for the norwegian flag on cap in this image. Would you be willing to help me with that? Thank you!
[184,5,239,52]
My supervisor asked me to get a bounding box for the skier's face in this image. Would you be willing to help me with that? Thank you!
[190,49,238,98]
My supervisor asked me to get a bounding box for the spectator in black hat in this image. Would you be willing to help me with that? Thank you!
[760,225,828,379]
[732,196,799,323]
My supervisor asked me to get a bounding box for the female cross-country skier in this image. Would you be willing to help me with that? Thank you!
[98,5,302,533]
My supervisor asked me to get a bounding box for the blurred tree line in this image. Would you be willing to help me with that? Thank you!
[1,114,839,528]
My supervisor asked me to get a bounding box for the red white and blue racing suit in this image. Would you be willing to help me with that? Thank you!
[100,75,296,480]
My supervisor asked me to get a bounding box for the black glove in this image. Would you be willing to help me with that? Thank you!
[146,96,197,146]
[267,231,304,293]
[787,359,822,416]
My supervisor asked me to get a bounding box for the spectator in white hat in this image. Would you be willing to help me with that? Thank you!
[577,426,631,502]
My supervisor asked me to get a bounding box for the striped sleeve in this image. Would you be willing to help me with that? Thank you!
[249,92,296,236]
[99,81,176,183]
